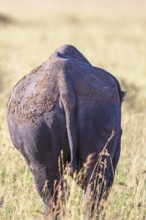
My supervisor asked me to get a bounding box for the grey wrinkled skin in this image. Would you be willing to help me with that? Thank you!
[7,44,124,217]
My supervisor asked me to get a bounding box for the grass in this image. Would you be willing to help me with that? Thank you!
[0,0,146,219]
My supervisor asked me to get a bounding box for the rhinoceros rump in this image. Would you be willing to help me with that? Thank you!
[7,44,124,216]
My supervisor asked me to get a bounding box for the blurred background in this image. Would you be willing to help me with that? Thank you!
[0,0,146,219]
[0,0,146,111]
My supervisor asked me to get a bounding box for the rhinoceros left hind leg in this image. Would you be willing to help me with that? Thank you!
[14,137,61,216]
[29,159,61,216]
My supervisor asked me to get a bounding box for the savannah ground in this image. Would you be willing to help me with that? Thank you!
[0,0,146,219]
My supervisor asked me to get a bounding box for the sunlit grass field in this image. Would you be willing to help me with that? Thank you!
[0,0,146,219]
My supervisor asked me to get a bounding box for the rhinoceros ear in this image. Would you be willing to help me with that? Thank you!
[121,91,126,102]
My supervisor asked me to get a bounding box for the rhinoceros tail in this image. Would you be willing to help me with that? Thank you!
[59,75,77,176]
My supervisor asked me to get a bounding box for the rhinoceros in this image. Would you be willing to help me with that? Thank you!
[7,44,124,216]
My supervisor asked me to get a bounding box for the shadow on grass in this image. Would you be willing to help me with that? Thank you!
[0,12,41,28]
[0,13,15,25]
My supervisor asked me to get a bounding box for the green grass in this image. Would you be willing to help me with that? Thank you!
[0,0,146,219]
